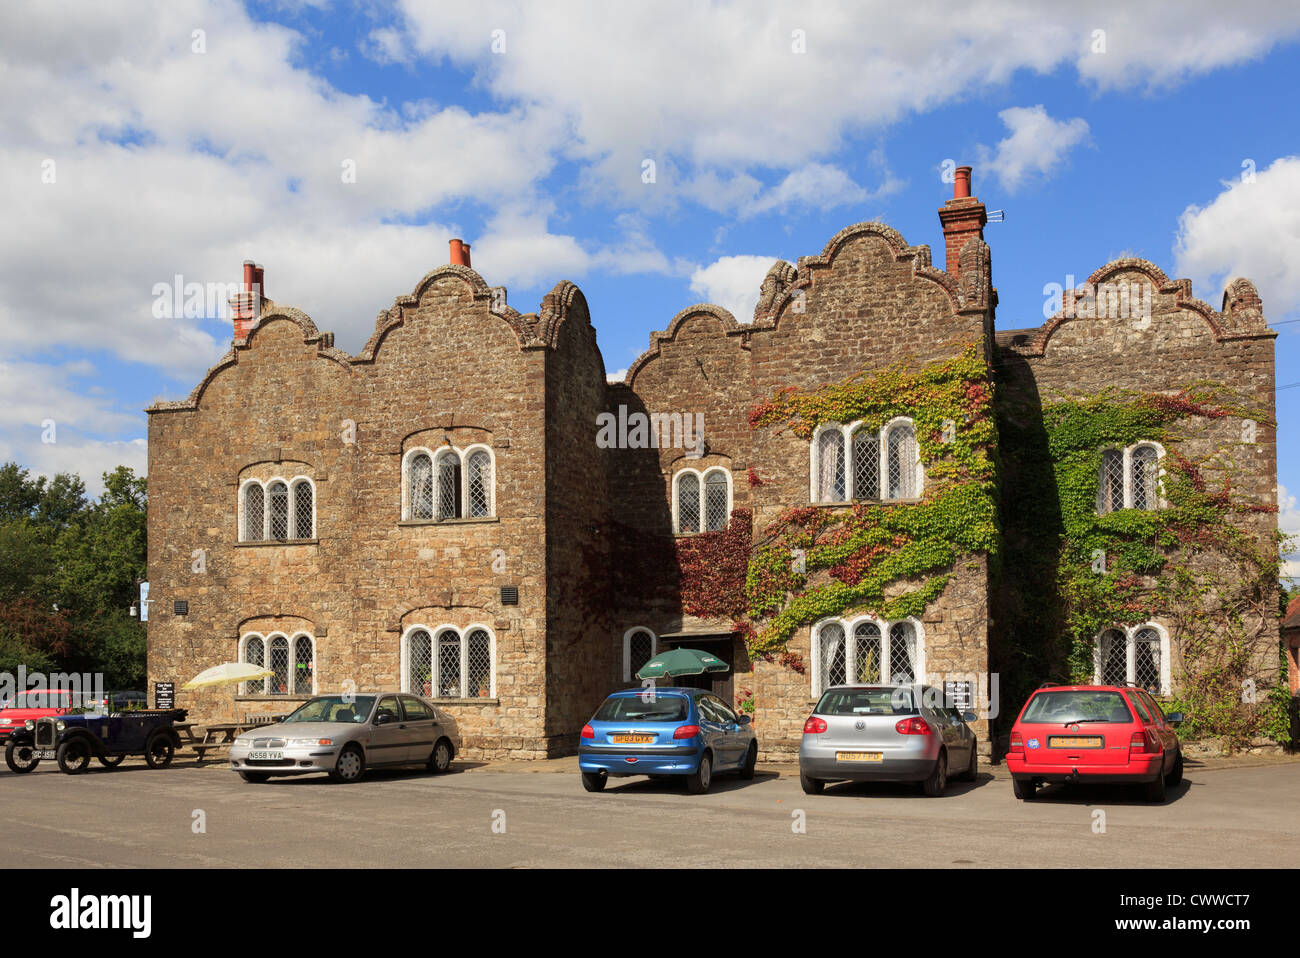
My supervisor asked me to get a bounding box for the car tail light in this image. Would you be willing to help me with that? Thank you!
[1130,729,1159,754]
[674,725,701,739]
[1008,731,1024,755]
[580,724,594,739]
[803,716,827,734]
[895,717,932,735]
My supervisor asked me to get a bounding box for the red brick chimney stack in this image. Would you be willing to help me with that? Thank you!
[231,259,264,340]
[939,165,986,283]
[449,239,472,268]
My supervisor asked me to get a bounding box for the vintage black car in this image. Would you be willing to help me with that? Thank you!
[4,708,188,774]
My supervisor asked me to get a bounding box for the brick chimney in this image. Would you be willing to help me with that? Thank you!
[449,239,472,268]
[938,165,986,283]
[229,260,266,340]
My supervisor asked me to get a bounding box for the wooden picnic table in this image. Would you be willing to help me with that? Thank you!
[187,722,256,762]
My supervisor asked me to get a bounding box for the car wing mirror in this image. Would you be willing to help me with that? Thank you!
[1165,712,1184,726]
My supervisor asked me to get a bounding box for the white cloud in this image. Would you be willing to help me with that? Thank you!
[978,105,1090,192]
[606,367,628,384]
[1174,156,1300,320]
[689,255,780,324]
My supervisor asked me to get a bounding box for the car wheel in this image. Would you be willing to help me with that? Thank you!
[1144,770,1167,803]
[427,738,453,774]
[239,771,270,783]
[56,738,92,774]
[581,770,607,792]
[921,750,948,796]
[5,741,40,773]
[686,752,712,794]
[144,732,175,769]
[739,742,758,780]
[1164,750,1183,788]
[97,754,125,768]
[799,771,824,795]
[1012,776,1036,801]
[329,744,365,783]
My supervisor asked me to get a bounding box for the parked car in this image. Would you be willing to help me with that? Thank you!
[578,687,757,794]
[4,708,188,774]
[798,684,978,796]
[89,690,148,711]
[1006,684,1184,803]
[0,689,81,742]
[229,692,457,783]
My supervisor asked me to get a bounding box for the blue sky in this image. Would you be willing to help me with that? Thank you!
[0,0,1297,576]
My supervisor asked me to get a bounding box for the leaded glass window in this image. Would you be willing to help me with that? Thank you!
[704,470,729,531]
[409,453,434,520]
[817,429,846,502]
[677,472,700,533]
[886,423,919,500]
[467,450,492,518]
[852,428,879,500]
[268,481,289,540]
[242,483,264,541]
[293,481,313,539]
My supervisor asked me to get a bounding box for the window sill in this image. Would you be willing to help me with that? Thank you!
[428,697,499,705]
[810,498,922,507]
[398,517,499,527]
[234,695,313,702]
[235,539,319,547]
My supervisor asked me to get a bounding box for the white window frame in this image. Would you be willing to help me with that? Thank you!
[238,475,316,541]
[401,623,497,699]
[239,630,316,696]
[1092,622,1171,695]
[672,466,732,534]
[809,615,927,698]
[810,418,923,504]
[402,445,496,521]
[622,627,658,682]
[1097,441,1167,514]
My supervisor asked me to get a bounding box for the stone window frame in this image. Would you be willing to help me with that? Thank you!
[401,444,496,522]
[1096,441,1167,514]
[1092,622,1171,695]
[622,626,658,682]
[809,614,926,698]
[671,466,732,535]
[809,417,923,505]
[239,630,316,696]
[400,623,497,700]
[238,475,316,542]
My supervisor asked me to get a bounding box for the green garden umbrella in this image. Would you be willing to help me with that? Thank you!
[636,647,730,680]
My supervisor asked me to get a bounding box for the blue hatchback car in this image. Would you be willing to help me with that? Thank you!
[578,687,758,794]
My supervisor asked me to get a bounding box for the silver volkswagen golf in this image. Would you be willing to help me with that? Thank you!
[230,693,458,783]
[798,684,978,796]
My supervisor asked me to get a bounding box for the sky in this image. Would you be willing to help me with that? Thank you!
[0,0,1297,579]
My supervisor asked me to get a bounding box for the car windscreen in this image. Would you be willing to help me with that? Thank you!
[283,695,376,724]
[1021,690,1133,724]
[4,692,69,709]
[593,695,689,723]
[815,688,917,716]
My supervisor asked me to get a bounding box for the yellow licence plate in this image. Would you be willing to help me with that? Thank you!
[611,735,654,744]
[836,751,884,762]
[1048,736,1103,748]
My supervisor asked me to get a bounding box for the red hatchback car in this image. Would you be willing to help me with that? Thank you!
[0,690,79,742]
[1006,684,1184,803]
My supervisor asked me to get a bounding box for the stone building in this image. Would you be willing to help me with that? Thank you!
[145,169,1280,760]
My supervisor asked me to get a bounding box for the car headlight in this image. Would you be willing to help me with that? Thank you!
[24,720,34,730]
[288,738,333,747]
[0,718,10,725]
[56,720,66,731]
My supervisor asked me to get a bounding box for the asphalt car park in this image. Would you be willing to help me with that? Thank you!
[1,754,1297,868]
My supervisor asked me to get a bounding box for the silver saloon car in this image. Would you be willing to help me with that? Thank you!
[798,684,978,796]
[230,693,457,783]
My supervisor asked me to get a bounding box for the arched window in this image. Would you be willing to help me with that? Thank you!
[242,634,265,694]
[292,480,314,539]
[268,482,289,540]
[467,449,493,518]
[1098,450,1125,514]
[815,428,846,502]
[1131,445,1159,511]
[268,634,290,694]
[435,451,462,520]
[293,633,314,695]
[241,483,264,542]
[676,472,700,533]
[851,428,879,500]
[885,422,919,500]
[812,616,926,696]
[404,625,497,699]
[408,453,434,520]
[1094,623,1169,694]
[623,627,657,682]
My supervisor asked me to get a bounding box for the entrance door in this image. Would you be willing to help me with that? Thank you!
[668,638,734,705]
